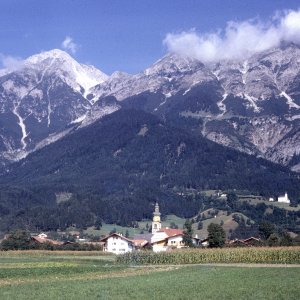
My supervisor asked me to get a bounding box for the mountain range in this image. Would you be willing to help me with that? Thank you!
[0,44,300,231]
[1,44,300,172]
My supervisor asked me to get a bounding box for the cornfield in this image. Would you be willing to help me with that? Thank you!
[116,247,300,265]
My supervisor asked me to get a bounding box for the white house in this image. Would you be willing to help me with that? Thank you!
[151,228,185,252]
[37,233,48,239]
[278,192,290,204]
[100,233,135,254]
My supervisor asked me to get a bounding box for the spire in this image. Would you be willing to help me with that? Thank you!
[153,202,161,216]
[152,202,161,234]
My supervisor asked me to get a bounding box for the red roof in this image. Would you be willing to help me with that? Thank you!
[31,236,63,245]
[158,228,183,237]
[132,239,149,247]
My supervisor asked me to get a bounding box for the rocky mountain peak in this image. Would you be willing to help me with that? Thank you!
[144,53,204,76]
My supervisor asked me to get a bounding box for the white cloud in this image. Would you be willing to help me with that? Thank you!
[0,54,24,71]
[164,9,300,62]
[61,36,78,54]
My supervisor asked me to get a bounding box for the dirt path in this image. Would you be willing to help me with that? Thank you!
[0,265,178,287]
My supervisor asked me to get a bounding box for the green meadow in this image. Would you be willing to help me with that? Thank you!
[0,251,299,300]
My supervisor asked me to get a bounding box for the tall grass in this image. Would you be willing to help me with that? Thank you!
[117,247,300,265]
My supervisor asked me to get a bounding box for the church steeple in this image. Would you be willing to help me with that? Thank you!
[152,202,161,233]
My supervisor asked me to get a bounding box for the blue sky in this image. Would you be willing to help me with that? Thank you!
[0,0,300,74]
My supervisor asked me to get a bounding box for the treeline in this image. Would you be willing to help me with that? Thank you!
[0,230,102,251]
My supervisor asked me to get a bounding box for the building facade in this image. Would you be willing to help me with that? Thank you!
[101,233,135,254]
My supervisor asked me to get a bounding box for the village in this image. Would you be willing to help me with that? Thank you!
[20,202,265,254]
[1,189,296,253]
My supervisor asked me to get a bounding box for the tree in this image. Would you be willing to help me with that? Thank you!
[1,229,32,250]
[207,223,226,248]
[170,222,178,229]
[280,232,293,246]
[94,216,102,230]
[182,219,194,247]
[259,221,276,240]
[226,193,238,209]
[267,233,279,246]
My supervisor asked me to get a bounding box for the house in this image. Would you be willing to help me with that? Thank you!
[149,203,201,252]
[100,233,135,254]
[31,236,63,246]
[151,232,185,252]
[278,192,290,204]
[228,237,262,247]
[132,239,149,249]
[199,238,209,247]
[242,237,262,246]
[228,239,248,247]
[269,197,274,202]
[37,232,48,239]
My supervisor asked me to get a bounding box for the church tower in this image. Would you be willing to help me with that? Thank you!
[152,202,161,234]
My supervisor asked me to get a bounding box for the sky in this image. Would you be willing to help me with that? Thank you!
[0,0,300,74]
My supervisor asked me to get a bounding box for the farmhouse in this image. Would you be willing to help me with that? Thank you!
[31,233,63,246]
[228,237,262,247]
[100,233,136,254]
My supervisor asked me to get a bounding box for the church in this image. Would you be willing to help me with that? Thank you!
[102,202,200,254]
[148,202,186,252]
[140,202,199,252]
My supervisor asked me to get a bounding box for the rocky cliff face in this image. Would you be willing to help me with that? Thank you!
[0,49,111,166]
[1,44,300,171]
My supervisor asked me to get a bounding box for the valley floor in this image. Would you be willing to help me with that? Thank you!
[0,251,299,299]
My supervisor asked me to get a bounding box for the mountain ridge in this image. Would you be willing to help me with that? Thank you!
[1,44,300,171]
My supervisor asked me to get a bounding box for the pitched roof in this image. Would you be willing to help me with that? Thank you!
[132,239,149,247]
[242,237,261,243]
[133,233,152,242]
[151,237,168,245]
[158,228,183,237]
[99,233,134,244]
[31,236,63,245]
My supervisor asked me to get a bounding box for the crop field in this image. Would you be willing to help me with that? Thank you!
[117,247,300,265]
[0,250,300,299]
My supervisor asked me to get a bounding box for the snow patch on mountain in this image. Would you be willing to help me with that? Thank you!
[280,91,300,109]
[25,49,109,100]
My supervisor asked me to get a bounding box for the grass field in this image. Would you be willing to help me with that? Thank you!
[241,197,300,211]
[83,214,187,238]
[0,251,299,299]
